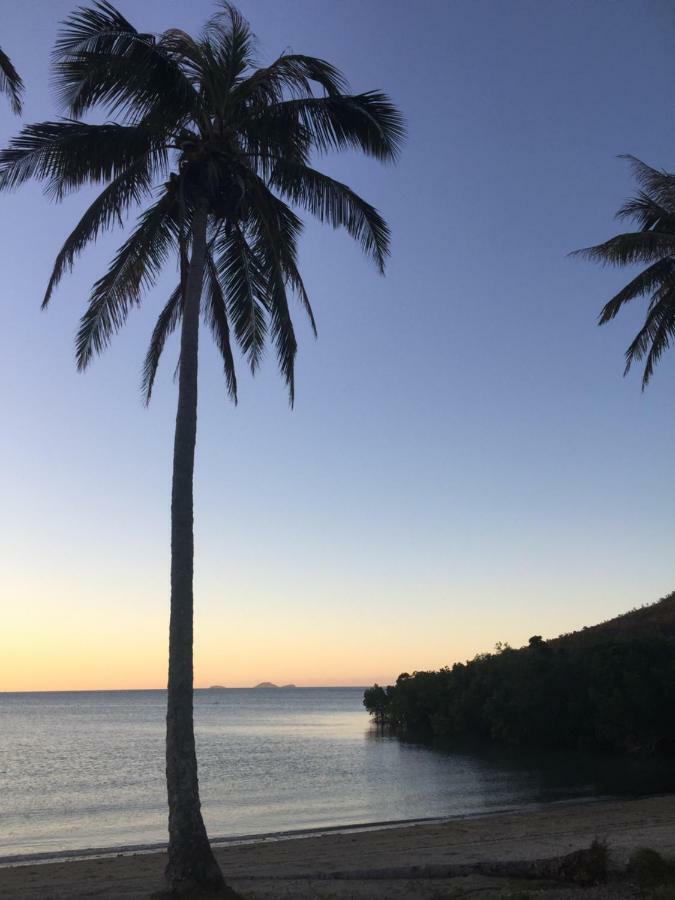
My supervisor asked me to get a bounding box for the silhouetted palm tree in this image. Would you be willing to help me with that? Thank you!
[0,1,403,894]
[575,156,675,388]
[0,46,23,113]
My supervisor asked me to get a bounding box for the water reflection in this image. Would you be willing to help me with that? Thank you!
[367,725,675,807]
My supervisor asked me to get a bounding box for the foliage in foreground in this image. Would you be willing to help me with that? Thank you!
[628,848,675,888]
[0,46,23,114]
[575,157,675,389]
[364,592,675,755]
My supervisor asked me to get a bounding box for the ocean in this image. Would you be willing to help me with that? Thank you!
[1,687,671,860]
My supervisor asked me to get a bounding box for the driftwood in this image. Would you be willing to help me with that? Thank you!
[242,842,608,887]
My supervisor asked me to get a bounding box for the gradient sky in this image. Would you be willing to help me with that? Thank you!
[2,0,675,691]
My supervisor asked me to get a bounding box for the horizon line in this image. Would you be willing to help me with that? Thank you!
[0,684,375,694]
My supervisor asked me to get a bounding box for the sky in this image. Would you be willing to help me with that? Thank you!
[1,0,675,691]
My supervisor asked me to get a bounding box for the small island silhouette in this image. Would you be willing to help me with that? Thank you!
[206,682,298,689]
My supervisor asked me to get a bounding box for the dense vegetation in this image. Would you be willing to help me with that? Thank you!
[364,593,675,755]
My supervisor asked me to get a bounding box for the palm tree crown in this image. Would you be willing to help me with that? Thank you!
[0,0,404,401]
[0,45,23,114]
[575,156,675,388]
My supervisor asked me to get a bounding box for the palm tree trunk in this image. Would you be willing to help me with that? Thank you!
[165,199,229,895]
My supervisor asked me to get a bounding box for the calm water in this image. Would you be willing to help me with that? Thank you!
[1,688,672,859]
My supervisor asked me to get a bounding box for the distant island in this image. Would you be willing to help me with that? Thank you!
[365,591,675,756]
[205,682,298,690]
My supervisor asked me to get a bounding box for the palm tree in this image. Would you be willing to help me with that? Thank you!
[0,1,403,894]
[575,156,675,388]
[0,46,23,113]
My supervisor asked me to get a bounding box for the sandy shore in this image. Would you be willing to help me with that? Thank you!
[1,795,674,898]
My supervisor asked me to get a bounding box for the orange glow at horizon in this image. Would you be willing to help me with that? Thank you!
[1,565,650,692]
[0,612,464,692]
[1,578,491,692]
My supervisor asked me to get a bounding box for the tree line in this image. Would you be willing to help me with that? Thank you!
[364,594,675,755]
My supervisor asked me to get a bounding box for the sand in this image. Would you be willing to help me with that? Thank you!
[1,794,674,898]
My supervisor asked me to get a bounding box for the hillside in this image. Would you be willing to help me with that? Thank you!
[364,592,675,756]
[551,592,675,647]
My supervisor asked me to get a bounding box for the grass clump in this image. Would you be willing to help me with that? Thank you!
[556,838,609,885]
[628,847,675,888]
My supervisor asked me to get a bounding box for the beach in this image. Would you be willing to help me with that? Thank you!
[1,794,673,898]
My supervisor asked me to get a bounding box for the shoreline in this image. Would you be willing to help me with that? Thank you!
[0,793,615,868]
[1,794,674,899]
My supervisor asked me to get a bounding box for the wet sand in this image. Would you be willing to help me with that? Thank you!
[1,794,673,898]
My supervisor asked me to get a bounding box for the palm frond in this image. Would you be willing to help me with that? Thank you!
[245,172,304,255]
[573,231,675,268]
[0,120,167,197]
[617,192,674,231]
[193,37,234,120]
[237,60,364,173]
[240,118,310,179]
[43,155,155,308]
[616,191,675,233]
[596,258,675,324]
[266,256,297,405]
[76,189,178,369]
[240,184,300,402]
[617,156,675,216]
[204,249,237,401]
[141,282,183,403]
[282,252,317,336]
[159,29,208,86]
[623,288,675,388]
[270,159,390,271]
[216,226,268,372]
[54,0,137,56]
[234,54,348,109]
[0,47,23,114]
[54,0,198,123]
[275,55,349,96]
[201,2,256,86]
[266,92,405,162]
[243,173,317,332]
